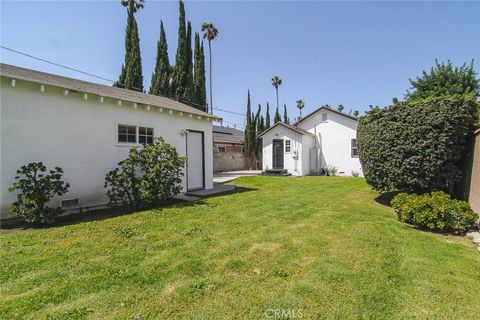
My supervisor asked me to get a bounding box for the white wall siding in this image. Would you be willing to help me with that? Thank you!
[299,110,362,176]
[261,126,306,176]
[301,134,313,175]
[0,79,213,218]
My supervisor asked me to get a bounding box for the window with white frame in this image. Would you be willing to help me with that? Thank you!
[285,139,291,153]
[139,127,154,145]
[218,146,226,153]
[118,124,154,144]
[118,124,137,143]
[351,139,358,157]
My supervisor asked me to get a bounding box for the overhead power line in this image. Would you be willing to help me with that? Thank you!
[1,45,117,84]
[212,107,246,116]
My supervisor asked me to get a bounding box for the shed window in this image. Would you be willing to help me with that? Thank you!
[118,125,137,143]
[285,140,291,153]
[218,146,226,153]
[139,127,154,145]
[351,139,358,158]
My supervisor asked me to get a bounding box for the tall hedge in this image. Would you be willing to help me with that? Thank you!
[357,95,478,194]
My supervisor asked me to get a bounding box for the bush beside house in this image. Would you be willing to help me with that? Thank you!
[392,191,478,233]
[358,60,480,238]
[357,95,478,194]
[8,162,70,224]
[104,137,186,209]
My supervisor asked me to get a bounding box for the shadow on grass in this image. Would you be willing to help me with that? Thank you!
[195,185,258,199]
[374,191,401,207]
[1,186,258,232]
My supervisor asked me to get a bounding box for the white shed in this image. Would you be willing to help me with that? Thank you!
[0,64,219,219]
[259,106,362,176]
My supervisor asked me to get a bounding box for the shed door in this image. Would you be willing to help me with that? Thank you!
[272,139,284,169]
[187,130,205,190]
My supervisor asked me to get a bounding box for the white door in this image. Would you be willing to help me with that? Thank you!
[186,131,204,190]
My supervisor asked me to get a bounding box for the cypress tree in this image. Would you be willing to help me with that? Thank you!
[244,91,254,163]
[149,20,171,96]
[251,111,257,168]
[116,0,144,92]
[172,0,190,101]
[186,21,194,101]
[192,33,200,105]
[283,103,289,124]
[200,42,207,109]
[255,104,264,164]
[274,106,282,124]
[265,102,271,129]
[193,33,207,111]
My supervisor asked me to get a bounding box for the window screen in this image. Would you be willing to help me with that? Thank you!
[139,127,154,145]
[118,125,137,143]
[351,139,358,157]
[285,140,291,153]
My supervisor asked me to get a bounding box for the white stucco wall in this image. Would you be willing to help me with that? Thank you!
[261,125,307,176]
[298,109,362,176]
[0,78,213,219]
[301,134,314,175]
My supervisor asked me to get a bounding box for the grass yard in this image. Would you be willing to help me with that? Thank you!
[1,176,479,319]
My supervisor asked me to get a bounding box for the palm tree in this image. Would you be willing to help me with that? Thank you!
[296,99,305,118]
[201,23,219,114]
[337,104,344,112]
[121,0,144,12]
[353,110,360,117]
[271,76,282,111]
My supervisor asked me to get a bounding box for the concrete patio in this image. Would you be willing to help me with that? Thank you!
[213,170,261,184]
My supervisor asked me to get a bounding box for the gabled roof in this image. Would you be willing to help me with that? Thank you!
[258,121,313,138]
[213,125,244,144]
[294,105,358,125]
[0,63,219,120]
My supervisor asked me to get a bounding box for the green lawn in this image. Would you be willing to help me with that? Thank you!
[1,176,479,319]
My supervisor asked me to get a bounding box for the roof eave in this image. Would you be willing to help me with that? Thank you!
[1,64,221,120]
[294,106,358,125]
[258,121,312,137]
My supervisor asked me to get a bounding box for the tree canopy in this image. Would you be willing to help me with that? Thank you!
[406,59,479,101]
[115,0,144,91]
[274,106,282,124]
[149,21,171,96]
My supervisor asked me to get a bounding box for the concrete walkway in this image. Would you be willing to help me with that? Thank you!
[213,170,261,184]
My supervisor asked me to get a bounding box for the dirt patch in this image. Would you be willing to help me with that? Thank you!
[161,284,176,297]
[249,242,281,253]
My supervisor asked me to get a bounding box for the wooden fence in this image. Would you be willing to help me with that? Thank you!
[467,129,480,213]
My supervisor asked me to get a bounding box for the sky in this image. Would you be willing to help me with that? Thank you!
[1,0,479,129]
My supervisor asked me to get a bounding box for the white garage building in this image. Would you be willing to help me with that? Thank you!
[0,64,218,220]
[259,106,362,176]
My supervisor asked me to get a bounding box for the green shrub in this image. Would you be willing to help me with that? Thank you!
[8,162,70,224]
[104,137,186,209]
[357,95,478,194]
[391,191,478,233]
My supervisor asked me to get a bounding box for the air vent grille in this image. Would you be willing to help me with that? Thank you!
[61,198,79,208]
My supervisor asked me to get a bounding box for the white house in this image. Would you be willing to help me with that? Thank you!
[0,64,219,220]
[259,106,361,176]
